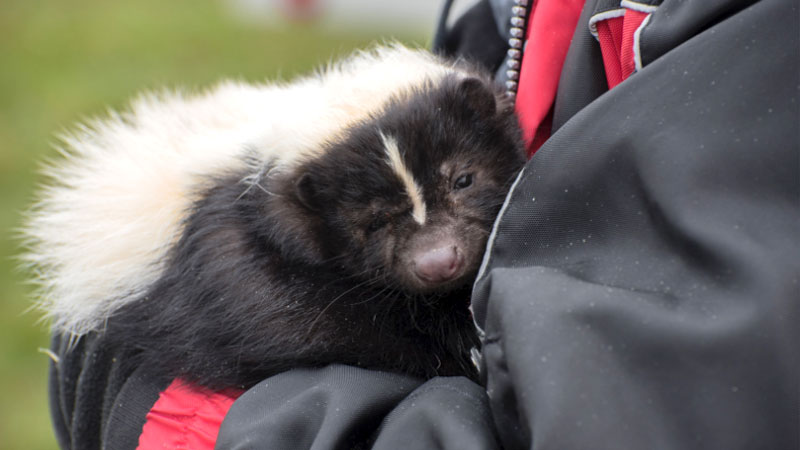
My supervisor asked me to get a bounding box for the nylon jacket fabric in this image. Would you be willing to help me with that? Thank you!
[216,365,498,450]
[49,332,171,449]
[136,379,241,450]
[472,0,800,448]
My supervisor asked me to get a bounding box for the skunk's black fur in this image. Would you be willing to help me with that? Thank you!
[106,75,525,390]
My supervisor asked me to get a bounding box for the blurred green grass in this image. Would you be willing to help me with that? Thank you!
[0,1,427,448]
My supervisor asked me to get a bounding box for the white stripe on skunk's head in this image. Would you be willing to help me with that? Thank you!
[21,43,483,337]
[379,131,427,225]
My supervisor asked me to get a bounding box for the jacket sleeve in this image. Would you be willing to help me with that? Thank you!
[49,332,171,450]
[472,0,800,449]
[215,365,498,450]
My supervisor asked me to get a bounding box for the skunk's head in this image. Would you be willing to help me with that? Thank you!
[262,75,525,293]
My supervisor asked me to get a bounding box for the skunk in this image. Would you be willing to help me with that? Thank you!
[24,45,525,389]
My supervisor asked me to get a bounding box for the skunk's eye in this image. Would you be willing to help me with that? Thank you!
[453,173,473,190]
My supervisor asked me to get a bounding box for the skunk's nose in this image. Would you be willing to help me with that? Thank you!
[413,245,464,283]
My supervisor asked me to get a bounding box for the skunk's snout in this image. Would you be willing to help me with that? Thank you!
[412,242,465,284]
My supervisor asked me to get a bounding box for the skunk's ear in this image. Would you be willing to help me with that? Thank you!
[457,77,497,117]
[256,167,329,265]
[295,171,322,212]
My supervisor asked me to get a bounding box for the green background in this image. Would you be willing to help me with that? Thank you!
[0,1,427,448]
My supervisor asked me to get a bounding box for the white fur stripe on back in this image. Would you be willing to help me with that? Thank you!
[379,131,426,225]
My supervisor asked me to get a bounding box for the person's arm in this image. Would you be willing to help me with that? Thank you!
[216,365,498,450]
[472,0,800,448]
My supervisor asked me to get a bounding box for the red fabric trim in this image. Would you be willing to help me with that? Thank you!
[137,379,243,450]
[529,106,554,154]
[596,17,625,88]
[515,0,585,157]
[620,9,648,79]
[594,7,650,89]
